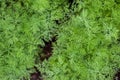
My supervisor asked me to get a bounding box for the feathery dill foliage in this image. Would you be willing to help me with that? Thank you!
[0,0,58,79]
[40,0,120,80]
[0,0,120,80]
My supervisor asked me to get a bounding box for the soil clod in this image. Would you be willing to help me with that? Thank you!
[114,69,120,80]
[31,36,57,80]
[39,36,57,61]
[30,67,43,80]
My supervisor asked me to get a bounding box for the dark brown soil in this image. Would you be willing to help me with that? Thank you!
[39,36,56,61]
[30,36,57,80]
[30,72,42,80]
[114,69,120,80]
[30,67,43,80]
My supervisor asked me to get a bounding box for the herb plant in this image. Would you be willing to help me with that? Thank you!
[0,0,120,80]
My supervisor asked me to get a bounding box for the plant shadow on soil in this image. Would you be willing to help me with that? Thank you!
[30,36,57,80]
[114,69,120,80]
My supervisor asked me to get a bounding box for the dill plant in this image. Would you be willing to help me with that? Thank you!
[40,0,120,80]
[0,0,59,79]
[0,0,120,80]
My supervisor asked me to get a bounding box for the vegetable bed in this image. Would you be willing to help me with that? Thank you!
[0,0,120,80]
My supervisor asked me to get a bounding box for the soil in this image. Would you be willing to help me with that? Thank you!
[30,36,57,80]
[39,36,57,61]
[30,67,43,80]
[114,69,120,80]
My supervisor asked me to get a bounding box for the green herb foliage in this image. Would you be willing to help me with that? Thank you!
[41,0,120,80]
[0,0,58,79]
[0,0,120,80]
